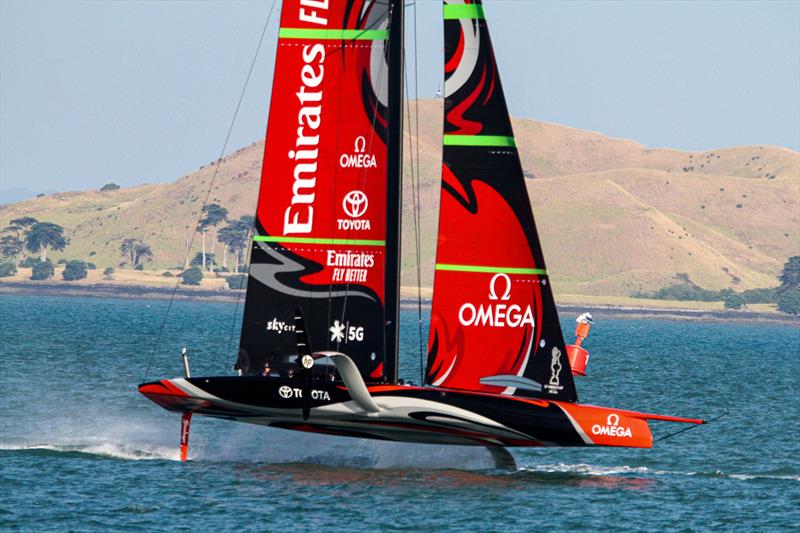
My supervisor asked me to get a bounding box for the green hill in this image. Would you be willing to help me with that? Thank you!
[2,100,798,298]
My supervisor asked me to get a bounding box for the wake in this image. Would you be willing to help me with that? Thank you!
[3,438,796,482]
[0,412,492,469]
[517,462,800,482]
[5,409,795,480]
[0,441,179,461]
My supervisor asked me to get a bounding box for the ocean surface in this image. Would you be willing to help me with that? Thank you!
[1,293,798,531]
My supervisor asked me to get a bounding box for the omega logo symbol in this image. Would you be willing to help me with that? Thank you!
[354,136,366,153]
[488,273,511,301]
[343,190,368,218]
[278,385,293,399]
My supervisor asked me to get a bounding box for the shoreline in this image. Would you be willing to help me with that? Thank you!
[1,280,797,326]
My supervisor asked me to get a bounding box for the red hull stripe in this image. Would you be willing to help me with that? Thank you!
[595,407,704,425]
[278,28,388,40]
[139,380,189,398]
[436,263,547,275]
[444,5,485,19]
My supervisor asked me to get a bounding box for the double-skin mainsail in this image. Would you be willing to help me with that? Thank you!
[236,0,404,384]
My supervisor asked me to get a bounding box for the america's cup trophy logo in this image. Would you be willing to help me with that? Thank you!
[545,347,564,394]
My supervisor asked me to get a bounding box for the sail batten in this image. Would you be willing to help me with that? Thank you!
[443,5,485,20]
[436,264,548,275]
[427,0,577,402]
[278,28,389,40]
[254,236,386,246]
[443,135,516,146]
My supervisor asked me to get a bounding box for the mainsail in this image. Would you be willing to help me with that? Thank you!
[236,0,403,383]
[426,0,577,402]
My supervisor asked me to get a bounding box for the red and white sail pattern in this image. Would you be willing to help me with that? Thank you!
[426,0,577,402]
[237,1,401,382]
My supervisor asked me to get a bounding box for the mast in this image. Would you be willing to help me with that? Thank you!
[383,0,404,384]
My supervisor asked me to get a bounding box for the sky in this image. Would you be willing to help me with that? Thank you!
[1,0,798,198]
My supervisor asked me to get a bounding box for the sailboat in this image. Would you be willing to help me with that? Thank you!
[140,0,704,469]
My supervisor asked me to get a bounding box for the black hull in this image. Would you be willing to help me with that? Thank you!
[140,376,702,449]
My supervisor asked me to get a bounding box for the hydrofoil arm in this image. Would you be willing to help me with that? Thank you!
[314,351,381,414]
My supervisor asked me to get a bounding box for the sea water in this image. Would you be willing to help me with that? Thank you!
[1,294,798,531]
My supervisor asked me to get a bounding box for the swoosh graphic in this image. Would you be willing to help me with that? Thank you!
[249,239,375,302]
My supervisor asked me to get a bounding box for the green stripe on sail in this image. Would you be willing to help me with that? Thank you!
[443,135,516,147]
[443,5,485,19]
[254,236,385,247]
[279,28,389,40]
[436,263,547,275]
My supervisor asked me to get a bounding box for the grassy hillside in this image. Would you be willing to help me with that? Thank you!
[2,100,798,298]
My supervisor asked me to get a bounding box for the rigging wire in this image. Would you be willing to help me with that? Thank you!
[653,408,729,443]
[411,0,425,386]
[144,0,277,381]
[402,0,425,384]
[221,2,279,372]
[402,66,418,379]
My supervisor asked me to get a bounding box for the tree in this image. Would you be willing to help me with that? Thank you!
[239,215,255,254]
[0,261,16,277]
[218,218,250,272]
[120,238,137,266]
[778,256,800,293]
[723,293,746,310]
[198,203,228,272]
[25,222,67,262]
[226,274,247,290]
[120,238,153,267]
[0,235,24,264]
[30,260,54,280]
[190,252,215,269]
[777,288,800,315]
[133,241,153,266]
[62,260,88,281]
[5,217,37,263]
[100,183,120,191]
[10,217,38,229]
[181,267,203,286]
[20,257,39,268]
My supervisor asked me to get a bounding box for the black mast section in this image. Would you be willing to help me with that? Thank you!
[383,0,404,384]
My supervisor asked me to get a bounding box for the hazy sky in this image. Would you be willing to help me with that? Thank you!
[1,0,798,196]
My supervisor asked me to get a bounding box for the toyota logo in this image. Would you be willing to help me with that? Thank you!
[343,190,368,218]
[278,385,293,399]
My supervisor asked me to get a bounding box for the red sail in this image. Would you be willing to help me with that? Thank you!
[237,1,401,382]
[426,1,577,401]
